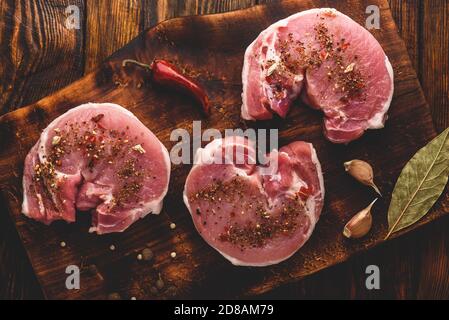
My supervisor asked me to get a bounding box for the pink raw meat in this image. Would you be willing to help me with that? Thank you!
[241,8,394,143]
[183,136,324,266]
[22,103,170,234]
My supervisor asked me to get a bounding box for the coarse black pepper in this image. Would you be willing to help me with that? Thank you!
[30,115,151,213]
[261,16,366,104]
[189,176,308,250]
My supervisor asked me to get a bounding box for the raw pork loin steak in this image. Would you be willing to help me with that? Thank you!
[22,103,170,234]
[183,137,324,266]
[242,8,394,143]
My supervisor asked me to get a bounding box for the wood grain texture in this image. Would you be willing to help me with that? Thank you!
[0,0,85,113]
[0,0,446,300]
[0,0,85,299]
[141,0,260,29]
[388,0,449,301]
[388,0,420,70]
[0,0,448,300]
[84,0,143,73]
[420,0,449,132]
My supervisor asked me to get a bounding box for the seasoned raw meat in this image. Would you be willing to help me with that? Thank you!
[22,103,170,234]
[183,137,324,266]
[242,8,394,143]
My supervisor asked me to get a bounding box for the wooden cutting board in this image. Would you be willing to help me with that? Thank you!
[0,0,447,299]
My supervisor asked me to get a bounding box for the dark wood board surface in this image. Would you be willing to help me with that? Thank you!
[0,0,448,299]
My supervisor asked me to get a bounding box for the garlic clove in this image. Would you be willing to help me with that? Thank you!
[370,182,382,196]
[343,198,378,239]
[344,160,382,196]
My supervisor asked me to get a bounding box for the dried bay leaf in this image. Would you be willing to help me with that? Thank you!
[385,128,449,239]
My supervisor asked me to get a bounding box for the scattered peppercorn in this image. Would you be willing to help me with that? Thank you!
[156,278,165,290]
[142,248,154,261]
[108,292,121,300]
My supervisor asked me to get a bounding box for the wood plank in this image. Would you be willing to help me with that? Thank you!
[345,0,424,300]
[415,0,449,299]
[0,0,85,114]
[0,0,85,299]
[388,0,420,70]
[196,0,258,14]
[416,216,449,299]
[141,0,259,29]
[84,0,143,73]
[420,0,449,132]
[85,0,260,72]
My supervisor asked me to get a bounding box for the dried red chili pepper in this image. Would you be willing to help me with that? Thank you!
[122,59,210,115]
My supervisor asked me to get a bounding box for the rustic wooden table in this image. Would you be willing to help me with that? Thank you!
[0,0,447,300]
